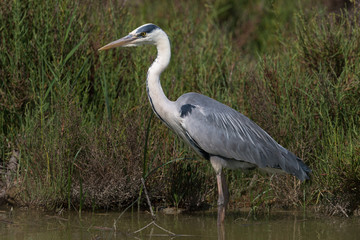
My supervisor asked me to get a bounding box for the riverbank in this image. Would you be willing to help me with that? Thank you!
[1,0,359,216]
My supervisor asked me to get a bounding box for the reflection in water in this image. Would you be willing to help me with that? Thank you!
[0,207,360,240]
[218,222,225,240]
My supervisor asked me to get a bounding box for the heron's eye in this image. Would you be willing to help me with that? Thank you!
[140,32,146,37]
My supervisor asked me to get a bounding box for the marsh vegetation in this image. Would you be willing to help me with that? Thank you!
[1,0,359,216]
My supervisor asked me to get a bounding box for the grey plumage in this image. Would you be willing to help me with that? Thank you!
[176,92,311,181]
[99,23,311,224]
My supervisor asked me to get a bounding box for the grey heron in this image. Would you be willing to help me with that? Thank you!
[99,23,311,225]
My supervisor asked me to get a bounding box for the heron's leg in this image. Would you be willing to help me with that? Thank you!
[210,156,230,226]
[216,169,229,225]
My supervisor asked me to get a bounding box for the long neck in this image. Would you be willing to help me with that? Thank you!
[146,33,174,122]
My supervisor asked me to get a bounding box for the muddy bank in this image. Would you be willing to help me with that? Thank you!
[0,150,19,206]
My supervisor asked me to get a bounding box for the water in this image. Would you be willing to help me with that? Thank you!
[0,207,359,240]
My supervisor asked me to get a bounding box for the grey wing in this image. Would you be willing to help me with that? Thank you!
[176,93,310,181]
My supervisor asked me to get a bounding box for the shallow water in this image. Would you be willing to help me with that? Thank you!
[0,207,359,240]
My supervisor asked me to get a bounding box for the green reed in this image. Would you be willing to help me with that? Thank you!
[0,0,359,215]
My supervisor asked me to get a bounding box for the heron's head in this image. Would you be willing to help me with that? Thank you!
[99,23,163,51]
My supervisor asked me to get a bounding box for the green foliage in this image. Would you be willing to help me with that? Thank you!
[0,0,359,215]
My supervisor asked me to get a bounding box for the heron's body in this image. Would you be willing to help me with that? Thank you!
[99,23,311,225]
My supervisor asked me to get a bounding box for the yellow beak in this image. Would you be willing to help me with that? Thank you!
[98,34,137,51]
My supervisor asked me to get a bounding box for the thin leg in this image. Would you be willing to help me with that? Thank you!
[210,156,230,226]
[216,169,229,226]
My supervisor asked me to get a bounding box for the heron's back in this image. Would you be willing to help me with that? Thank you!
[175,92,311,181]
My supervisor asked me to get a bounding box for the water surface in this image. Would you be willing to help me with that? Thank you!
[0,207,359,239]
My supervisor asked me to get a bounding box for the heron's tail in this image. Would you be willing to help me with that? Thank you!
[279,146,311,181]
[296,157,311,181]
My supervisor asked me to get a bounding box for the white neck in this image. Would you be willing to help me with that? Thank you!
[146,32,175,123]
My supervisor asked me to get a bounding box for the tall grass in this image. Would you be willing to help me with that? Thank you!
[1,0,359,215]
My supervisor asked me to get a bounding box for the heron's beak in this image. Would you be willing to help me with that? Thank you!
[98,34,137,51]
